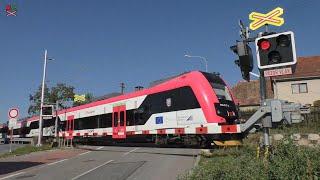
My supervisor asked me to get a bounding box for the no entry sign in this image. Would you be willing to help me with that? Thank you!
[8,108,19,119]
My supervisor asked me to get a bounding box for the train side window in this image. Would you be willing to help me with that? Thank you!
[120,111,124,126]
[30,121,39,129]
[126,110,134,126]
[177,86,200,110]
[74,118,80,130]
[100,114,112,128]
[85,116,96,129]
[72,119,75,130]
[79,117,87,129]
[96,115,100,128]
[106,114,112,127]
[133,110,140,125]
[113,112,118,127]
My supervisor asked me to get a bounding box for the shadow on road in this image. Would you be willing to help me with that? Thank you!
[76,142,204,149]
[0,162,43,175]
[76,144,200,157]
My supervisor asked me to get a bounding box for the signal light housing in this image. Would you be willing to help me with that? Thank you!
[255,31,297,69]
[230,41,253,81]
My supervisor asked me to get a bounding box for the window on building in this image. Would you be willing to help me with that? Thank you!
[291,83,308,94]
[299,83,308,93]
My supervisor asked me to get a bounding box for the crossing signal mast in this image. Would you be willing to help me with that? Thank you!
[231,7,300,154]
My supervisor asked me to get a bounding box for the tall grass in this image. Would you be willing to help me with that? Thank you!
[181,140,320,180]
[0,144,52,159]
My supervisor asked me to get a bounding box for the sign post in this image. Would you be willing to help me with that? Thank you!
[8,108,19,153]
[248,7,287,151]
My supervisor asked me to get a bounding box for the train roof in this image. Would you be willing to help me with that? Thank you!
[149,71,190,87]
[92,92,123,102]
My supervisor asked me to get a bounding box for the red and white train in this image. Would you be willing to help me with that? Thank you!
[1,71,242,146]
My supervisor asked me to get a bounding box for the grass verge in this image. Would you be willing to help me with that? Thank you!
[181,119,320,180]
[0,144,53,159]
[181,140,320,180]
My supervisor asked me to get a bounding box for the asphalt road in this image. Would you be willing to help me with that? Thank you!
[0,146,200,180]
[0,144,25,155]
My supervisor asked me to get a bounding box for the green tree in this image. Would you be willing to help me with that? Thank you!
[28,83,75,115]
[50,83,75,108]
[313,100,320,107]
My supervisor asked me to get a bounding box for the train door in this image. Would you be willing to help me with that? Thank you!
[67,115,74,139]
[112,105,126,139]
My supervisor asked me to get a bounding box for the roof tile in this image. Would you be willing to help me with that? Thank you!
[274,56,320,79]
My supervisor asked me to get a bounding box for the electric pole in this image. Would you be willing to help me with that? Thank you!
[120,83,125,94]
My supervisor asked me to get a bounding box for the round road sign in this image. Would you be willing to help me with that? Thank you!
[8,108,19,119]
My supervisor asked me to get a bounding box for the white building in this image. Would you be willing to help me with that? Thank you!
[273,56,320,106]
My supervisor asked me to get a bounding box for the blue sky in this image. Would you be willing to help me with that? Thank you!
[0,0,319,123]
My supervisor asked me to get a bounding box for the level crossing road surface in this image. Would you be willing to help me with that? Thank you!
[0,144,25,155]
[0,145,200,180]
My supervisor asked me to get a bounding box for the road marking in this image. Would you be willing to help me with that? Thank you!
[122,147,140,157]
[79,151,91,156]
[0,172,25,180]
[47,159,67,166]
[71,160,114,180]
[96,146,103,150]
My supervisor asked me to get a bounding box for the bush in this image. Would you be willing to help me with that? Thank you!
[314,100,320,107]
[182,140,320,180]
[269,140,320,179]
[270,114,320,134]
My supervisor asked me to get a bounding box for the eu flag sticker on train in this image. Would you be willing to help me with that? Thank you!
[155,116,163,124]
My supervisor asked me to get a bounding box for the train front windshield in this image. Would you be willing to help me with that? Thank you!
[210,83,232,101]
[201,72,238,123]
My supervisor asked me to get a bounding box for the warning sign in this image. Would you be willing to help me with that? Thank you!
[249,7,284,30]
[264,67,292,77]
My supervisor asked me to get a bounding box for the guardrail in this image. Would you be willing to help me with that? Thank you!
[0,138,33,144]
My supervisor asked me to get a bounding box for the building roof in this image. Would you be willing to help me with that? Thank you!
[274,56,320,80]
[231,79,273,106]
